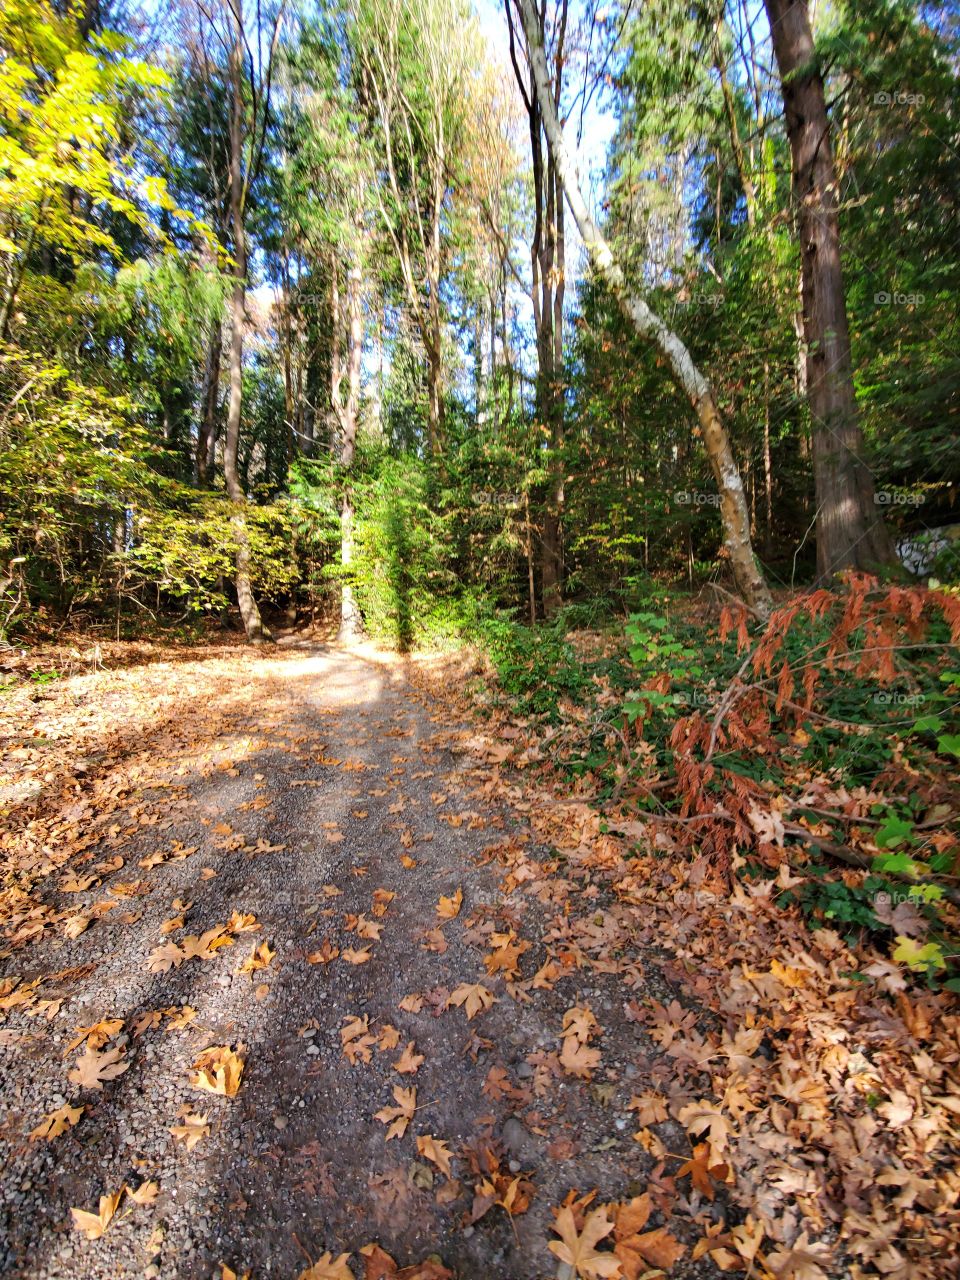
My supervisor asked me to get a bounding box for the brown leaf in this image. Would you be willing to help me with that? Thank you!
[549,1205,621,1279]
[374,1085,417,1141]
[437,889,463,919]
[68,1046,130,1091]
[392,1041,424,1075]
[65,1018,123,1055]
[30,1103,84,1142]
[447,983,496,1021]
[298,1253,355,1279]
[70,1189,123,1240]
[170,1110,210,1150]
[147,941,185,973]
[308,939,339,964]
[560,1037,601,1079]
[342,1016,377,1065]
[238,941,275,976]
[415,1135,453,1177]
[378,1024,401,1051]
[765,1233,832,1280]
[359,1243,397,1280]
[127,1180,159,1206]
[190,1045,244,1097]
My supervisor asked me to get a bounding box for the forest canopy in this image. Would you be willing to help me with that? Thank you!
[0,0,956,644]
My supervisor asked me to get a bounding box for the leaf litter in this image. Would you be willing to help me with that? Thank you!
[0,636,954,1277]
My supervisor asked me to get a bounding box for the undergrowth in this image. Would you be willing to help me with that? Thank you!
[473,578,960,989]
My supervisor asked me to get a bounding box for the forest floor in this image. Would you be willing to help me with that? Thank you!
[0,635,956,1280]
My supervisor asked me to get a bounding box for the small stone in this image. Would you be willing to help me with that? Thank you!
[306,1044,320,1056]
[273,1116,287,1130]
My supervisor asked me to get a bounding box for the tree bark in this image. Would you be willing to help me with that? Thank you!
[715,25,757,227]
[196,319,222,485]
[764,0,895,579]
[334,258,363,640]
[507,0,567,616]
[224,36,268,643]
[425,336,443,459]
[516,0,772,617]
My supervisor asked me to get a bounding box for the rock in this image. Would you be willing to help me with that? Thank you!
[500,1116,543,1164]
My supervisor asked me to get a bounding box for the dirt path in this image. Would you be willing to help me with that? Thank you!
[0,641,693,1280]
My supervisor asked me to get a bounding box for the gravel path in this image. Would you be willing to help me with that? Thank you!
[0,641,700,1279]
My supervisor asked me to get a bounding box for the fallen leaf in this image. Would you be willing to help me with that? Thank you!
[549,1205,621,1279]
[238,941,275,976]
[448,983,496,1020]
[65,1018,123,1054]
[308,939,339,964]
[147,941,185,973]
[374,1085,417,1140]
[127,1180,159,1206]
[437,889,463,919]
[70,1189,124,1240]
[68,1046,130,1091]
[560,1037,601,1079]
[170,1111,211,1150]
[297,1252,356,1279]
[30,1103,84,1141]
[392,1041,424,1075]
[416,1135,453,1177]
[190,1045,244,1097]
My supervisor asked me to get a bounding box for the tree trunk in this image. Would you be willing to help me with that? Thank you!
[764,0,895,580]
[517,0,772,617]
[336,260,363,640]
[715,25,757,227]
[508,0,567,617]
[224,50,268,643]
[425,336,443,459]
[196,319,222,485]
[763,360,773,560]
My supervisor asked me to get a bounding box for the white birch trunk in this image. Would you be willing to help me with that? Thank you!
[517,0,772,618]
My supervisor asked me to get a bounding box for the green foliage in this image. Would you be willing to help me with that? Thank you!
[478,615,595,719]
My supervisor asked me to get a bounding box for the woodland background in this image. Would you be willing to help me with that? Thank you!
[0,0,957,649]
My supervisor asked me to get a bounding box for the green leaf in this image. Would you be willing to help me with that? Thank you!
[875,816,914,849]
[893,936,946,972]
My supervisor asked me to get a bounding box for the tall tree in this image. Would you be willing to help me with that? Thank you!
[505,0,567,616]
[515,0,773,616]
[354,0,478,460]
[182,0,285,640]
[763,0,895,579]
